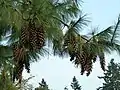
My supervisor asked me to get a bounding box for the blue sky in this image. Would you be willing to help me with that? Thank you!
[23,0,120,90]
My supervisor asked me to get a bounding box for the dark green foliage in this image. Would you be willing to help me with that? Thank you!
[35,78,50,90]
[1,0,120,87]
[0,0,81,83]
[71,76,81,90]
[0,69,18,90]
[64,87,69,90]
[97,59,120,90]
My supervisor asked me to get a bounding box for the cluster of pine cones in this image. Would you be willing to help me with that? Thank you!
[13,20,45,83]
[63,36,105,76]
[12,20,106,82]
[20,21,45,51]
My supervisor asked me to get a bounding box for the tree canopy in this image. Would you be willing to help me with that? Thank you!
[0,0,120,89]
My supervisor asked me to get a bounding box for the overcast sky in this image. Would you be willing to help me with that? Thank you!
[23,0,120,90]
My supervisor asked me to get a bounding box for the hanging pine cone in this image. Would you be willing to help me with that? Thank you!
[16,62,24,83]
[20,24,30,45]
[36,25,45,50]
[73,50,95,76]
[20,20,45,51]
[99,53,105,71]
[85,59,93,76]
[74,52,81,65]
[28,21,38,51]
[13,20,46,83]
[12,45,28,83]
[80,52,88,75]
[64,35,77,61]
[75,51,86,75]
[24,54,30,73]
[93,55,97,63]
[63,38,70,47]
[85,53,96,76]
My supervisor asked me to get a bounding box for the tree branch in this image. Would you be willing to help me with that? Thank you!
[52,16,69,27]
[111,15,120,43]
[52,16,89,42]
[86,26,112,43]
[72,14,87,27]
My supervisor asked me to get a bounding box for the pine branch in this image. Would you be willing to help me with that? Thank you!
[111,15,120,43]
[52,16,89,42]
[14,8,29,21]
[87,26,112,43]
[52,16,69,27]
[72,14,88,27]
[75,33,89,42]
[23,76,35,85]
[81,36,89,42]
[73,17,82,27]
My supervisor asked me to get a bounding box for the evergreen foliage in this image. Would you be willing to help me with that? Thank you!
[97,59,120,90]
[0,0,120,88]
[35,78,50,90]
[71,76,81,90]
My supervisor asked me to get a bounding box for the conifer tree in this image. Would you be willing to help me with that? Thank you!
[35,78,50,90]
[71,76,81,90]
[97,59,120,90]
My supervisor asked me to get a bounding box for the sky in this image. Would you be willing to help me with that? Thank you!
[23,0,120,90]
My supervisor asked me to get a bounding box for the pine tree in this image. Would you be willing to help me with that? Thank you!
[1,0,120,86]
[71,76,81,90]
[97,59,120,90]
[35,78,50,90]
[64,87,68,90]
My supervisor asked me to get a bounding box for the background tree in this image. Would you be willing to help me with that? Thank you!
[0,69,18,90]
[64,87,69,90]
[35,78,50,90]
[64,76,82,90]
[97,59,120,90]
[71,76,81,90]
[17,76,34,90]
